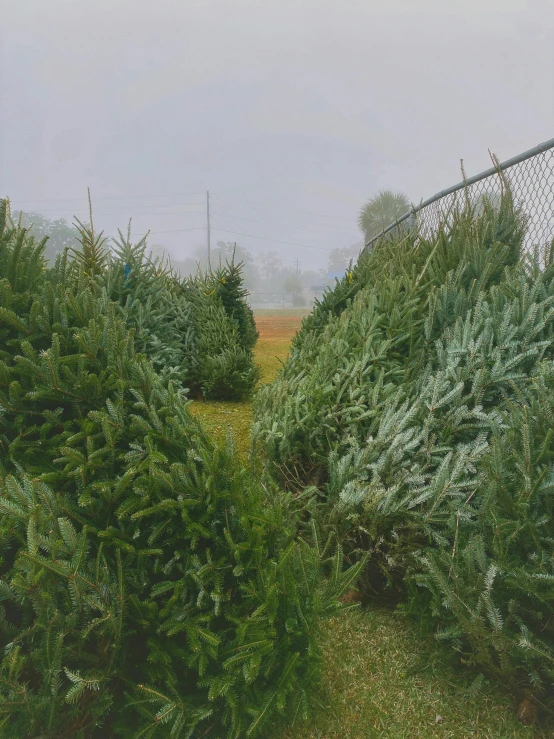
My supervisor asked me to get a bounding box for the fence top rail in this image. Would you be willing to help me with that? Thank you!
[364,136,554,249]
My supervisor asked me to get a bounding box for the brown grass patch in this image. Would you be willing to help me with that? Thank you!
[255,313,306,341]
[254,312,306,384]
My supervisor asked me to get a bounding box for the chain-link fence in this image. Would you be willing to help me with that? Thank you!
[365,137,554,260]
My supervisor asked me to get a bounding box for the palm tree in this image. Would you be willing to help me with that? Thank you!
[358,190,411,243]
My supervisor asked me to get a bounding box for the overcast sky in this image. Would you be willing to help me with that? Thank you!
[1,0,553,269]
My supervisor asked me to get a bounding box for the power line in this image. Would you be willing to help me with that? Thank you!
[211,210,349,255]
[14,214,206,222]
[209,209,246,238]
[14,205,338,251]
[209,201,358,236]
[10,195,357,235]
[12,206,203,216]
[16,203,356,237]
[212,192,355,223]
[9,194,350,252]
[130,227,206,236]
[210,227,334,252]
[7,192,205,203]
[8,191,354,225]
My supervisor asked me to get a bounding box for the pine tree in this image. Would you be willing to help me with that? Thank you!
[210,256,258,352]
[253,190,554,715]
[0,199,363,738]
[69,191,109,281]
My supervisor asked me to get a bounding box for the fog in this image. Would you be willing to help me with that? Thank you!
[2,0,553,273]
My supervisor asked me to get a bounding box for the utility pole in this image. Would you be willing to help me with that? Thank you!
[295,258,300,275]
[206,190,211,264]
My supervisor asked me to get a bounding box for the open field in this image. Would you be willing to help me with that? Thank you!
[254,311,307,382]
[189,311,306,461]
[191,310,550,739]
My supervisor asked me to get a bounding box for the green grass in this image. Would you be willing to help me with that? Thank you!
[189,400,252,463]
[191,310,549,738]
[190,310,305,464]
[278,609,548,739]
[255,333,293,385]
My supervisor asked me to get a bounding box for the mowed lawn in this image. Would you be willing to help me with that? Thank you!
[189,310,308,462]
[191,310,550,739]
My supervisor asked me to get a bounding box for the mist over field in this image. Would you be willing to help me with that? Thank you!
[2,0,553,275]
[3,2,554,736]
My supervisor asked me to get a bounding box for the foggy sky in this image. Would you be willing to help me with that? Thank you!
[2,0,553,269]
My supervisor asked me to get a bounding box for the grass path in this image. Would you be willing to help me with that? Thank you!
[279,609,543,739]
[190,310,549,739]
[189,311,307,461]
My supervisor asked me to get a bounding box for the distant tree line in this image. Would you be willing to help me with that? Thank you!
[13,188,419,299]
[171,241,326,302]
[12,210,81,262]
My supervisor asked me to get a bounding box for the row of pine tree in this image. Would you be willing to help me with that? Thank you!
[2,188,554,735]
[253,192,554,719]
[0,198,362,737]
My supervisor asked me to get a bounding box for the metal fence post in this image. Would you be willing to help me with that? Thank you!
[408,208,416,235]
